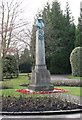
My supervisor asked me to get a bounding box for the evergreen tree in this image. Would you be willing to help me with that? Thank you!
[45,1,75,74]
[75,18,82,47]
[19,48,32,73]
[75,1,82,47]
[30,24,36,67]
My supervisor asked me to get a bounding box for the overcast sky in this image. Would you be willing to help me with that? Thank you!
[2,0,81,26]
[21,0,81,26]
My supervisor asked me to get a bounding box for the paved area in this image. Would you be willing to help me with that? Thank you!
[0,113,81,119]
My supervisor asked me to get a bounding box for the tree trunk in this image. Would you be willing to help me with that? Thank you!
[0,52,2,81]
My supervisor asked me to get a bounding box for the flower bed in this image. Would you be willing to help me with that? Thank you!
[1,96,82,112]
[16,88,68,94]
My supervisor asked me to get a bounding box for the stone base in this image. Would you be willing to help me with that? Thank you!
[28,66,54,91]
[29,84,54,91]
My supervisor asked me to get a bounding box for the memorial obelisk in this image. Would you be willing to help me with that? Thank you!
[29,16,53,91]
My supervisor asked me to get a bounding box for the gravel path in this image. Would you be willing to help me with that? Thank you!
[50,74,81,86]
[51,74,80,82]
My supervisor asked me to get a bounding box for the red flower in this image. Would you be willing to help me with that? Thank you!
[16,88,68,94]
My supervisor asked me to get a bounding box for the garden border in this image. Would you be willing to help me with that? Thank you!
[0,93,82,115]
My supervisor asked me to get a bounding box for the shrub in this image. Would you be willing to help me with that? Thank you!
[70,47,82,77]
[3,55,19,79]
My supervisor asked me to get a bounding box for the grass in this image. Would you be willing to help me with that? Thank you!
[2,75,29,89]
[54,86,81,97]
[0,74,30,97]
[0,74,81,97]
[67,75,82,80]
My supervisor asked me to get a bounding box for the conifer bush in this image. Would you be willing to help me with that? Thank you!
[70,47,82,77]
[3,55,19,79]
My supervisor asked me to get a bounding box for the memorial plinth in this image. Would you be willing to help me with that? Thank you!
[29,17,54,91]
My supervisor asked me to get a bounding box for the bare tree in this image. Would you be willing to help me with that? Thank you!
[0,0,31,80]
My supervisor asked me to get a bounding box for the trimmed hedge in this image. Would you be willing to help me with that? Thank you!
[70,47,82,77]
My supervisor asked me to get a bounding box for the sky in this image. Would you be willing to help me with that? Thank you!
[21,0,81,26]
[1,0,81,26]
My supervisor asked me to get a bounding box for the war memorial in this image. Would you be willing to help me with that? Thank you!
[0,1,82,119]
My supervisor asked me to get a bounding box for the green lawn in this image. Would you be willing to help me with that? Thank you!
[54,86,81,97]
[1,75,29,89]
[0,74,81,97]
[0,74,30,97]
[67,75,82,80]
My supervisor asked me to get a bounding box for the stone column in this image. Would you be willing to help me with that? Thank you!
[29,16,53,91]
[35,28,46,69]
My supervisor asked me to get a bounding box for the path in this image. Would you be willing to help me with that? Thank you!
[0,113,81,119]
[51,74,80,82]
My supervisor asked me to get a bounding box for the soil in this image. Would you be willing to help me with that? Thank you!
[0,96,82,112]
